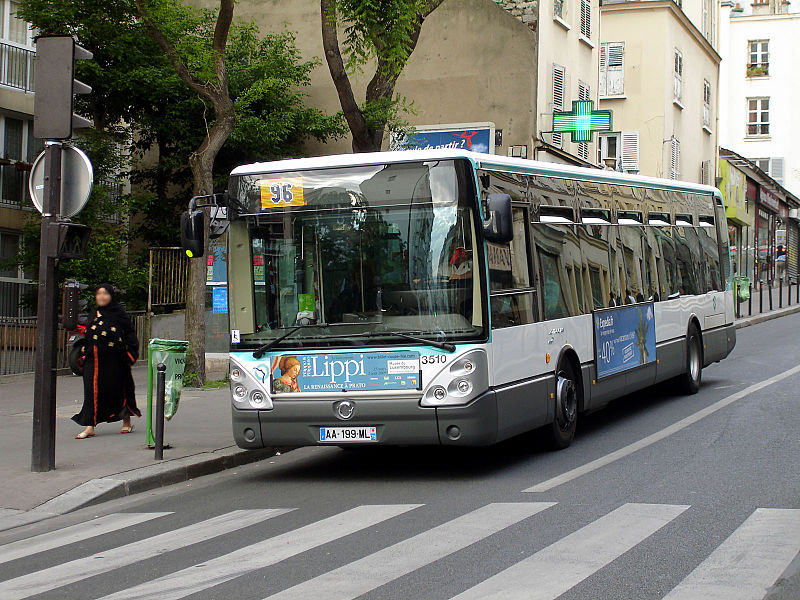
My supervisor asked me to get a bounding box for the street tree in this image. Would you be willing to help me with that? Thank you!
[321,0,444,152]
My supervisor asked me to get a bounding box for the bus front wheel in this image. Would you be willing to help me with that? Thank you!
[677,324,702,395]
[546,362,578,450]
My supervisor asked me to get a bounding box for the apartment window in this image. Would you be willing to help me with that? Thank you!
[0,1,30,46]
[580,0,591,38]
[598,133,619,168]
[3,116,21,160]
[670,137,680,180]
[747,40,769,77]
[0,230,20,277]
[577,81,590,160]
[25,120,42,162]
[753,157,784,184]
[747,97,769,136]
[673,49,683,103]
[552,65,565,148]
[703,80,711,129]
[554,0,564,19]
[702,0,710,40]
[599,42,624,97]
[598,131,639,172]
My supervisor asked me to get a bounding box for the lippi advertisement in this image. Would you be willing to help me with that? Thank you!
[266,351,421,394]
[593,303,656,379]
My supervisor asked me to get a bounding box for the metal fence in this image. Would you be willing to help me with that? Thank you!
[0,41,34,92]
[0,312,147,377]
[148,247,189,310]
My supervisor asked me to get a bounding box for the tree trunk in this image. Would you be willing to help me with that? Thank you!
[184,108,235,385]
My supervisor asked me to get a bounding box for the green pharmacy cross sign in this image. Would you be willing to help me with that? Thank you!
[552,100,613,143]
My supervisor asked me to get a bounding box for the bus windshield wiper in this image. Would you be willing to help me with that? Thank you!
[251,322,357,358]
[361,330,456,352]
[252,325,305,358]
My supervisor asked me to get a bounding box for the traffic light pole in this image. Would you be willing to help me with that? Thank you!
[31,142,62,472]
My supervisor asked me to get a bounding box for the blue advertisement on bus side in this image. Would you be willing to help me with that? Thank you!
[267,351,421,394]
[593,303,656,379]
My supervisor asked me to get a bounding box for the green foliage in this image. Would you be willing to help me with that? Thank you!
[14,0,345,311]
[336,0,429,76]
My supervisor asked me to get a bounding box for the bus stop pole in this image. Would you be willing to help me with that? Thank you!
[154,363,166,460]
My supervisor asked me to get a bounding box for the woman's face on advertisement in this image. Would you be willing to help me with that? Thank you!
[289,364,301,379]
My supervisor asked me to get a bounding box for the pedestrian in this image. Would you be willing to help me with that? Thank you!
[625,288,636,305]
[73,284,141,439]
[776,244,787,282]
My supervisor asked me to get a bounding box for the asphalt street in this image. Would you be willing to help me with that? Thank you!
[1,313,799,600]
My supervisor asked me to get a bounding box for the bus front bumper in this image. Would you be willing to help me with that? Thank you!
[232,392,499,449]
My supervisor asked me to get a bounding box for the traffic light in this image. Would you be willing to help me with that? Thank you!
[33,36,93,140]
[50,222,91,259]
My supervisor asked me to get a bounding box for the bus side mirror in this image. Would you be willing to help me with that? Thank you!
[483,193,513,243]
[181,209,205,258]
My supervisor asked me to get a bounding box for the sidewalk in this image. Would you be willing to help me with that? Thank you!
[733,280,800,320]
[0,365,275,530]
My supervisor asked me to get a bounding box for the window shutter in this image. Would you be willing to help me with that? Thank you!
[701,160,712,186]
[670,138,680,180]
[599,44,608,97]
[771,157,784,184]
[552,65,565,148]
[607,42,624,96]
[581,0,591,38]
[620,130,639,172]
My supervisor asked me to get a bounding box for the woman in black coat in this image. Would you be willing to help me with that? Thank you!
[72,284,141,439]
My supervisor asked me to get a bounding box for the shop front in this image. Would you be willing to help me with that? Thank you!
[719,159,753,279]
[756,186,780,283]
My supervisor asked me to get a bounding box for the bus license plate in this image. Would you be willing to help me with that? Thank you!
[319,426,377,442]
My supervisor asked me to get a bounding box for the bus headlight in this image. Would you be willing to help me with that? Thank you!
[421,349,488,407]
[229,356,274,410]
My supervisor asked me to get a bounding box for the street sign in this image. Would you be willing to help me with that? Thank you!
[29,145,93,218]
[552,100,613,143]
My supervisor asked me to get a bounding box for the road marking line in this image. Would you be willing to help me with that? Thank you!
[264,502,556,600]
[98,504,422,600]
[663,508,800,599]
[0,509,290,600]
[524,363,800,492]
[451,503,689,600]
[0,512,171,565]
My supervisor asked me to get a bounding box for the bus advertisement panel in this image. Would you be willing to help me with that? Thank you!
[593,303,657,378]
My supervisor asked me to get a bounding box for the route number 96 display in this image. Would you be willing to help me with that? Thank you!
[259,177,306,208]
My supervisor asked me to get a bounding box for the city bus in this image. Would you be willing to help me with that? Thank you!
[181,149,736,450]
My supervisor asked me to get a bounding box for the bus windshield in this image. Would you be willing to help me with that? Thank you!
[229,159,486,348]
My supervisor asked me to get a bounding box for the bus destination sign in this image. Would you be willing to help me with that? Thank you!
[269,351,421,394]
[593,303,656,379]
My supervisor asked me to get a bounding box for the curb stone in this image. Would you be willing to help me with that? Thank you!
[735,304,800,329]
[0,446,278,532]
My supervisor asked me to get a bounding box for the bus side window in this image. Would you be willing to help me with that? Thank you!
[489,207,537,328]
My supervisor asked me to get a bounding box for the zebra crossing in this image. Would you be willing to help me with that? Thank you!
[0,502,798,600]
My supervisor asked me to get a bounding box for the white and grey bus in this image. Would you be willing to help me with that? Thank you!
[181,149,735,450]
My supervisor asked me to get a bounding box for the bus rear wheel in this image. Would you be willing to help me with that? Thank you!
[546,362,578,450]
[676,324,702,395]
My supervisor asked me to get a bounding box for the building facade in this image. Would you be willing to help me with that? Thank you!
[598,0,720,183]
[718,0,800,197]
[209,0,602,166]
[0,0,38,316]
[720,147,800,284]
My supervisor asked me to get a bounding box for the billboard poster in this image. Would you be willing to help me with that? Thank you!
[212,286,228,314]
[398,123,494,154]
[266,351,421,394]
[593,303,656,379]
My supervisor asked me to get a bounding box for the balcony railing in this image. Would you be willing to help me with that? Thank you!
[0,41,34,92]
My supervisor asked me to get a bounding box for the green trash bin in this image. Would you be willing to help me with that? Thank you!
[733,276,751,301]
[146,338,189,447]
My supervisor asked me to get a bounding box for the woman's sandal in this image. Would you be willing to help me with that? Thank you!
[120,424,134,434]
[75,431,95,439]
